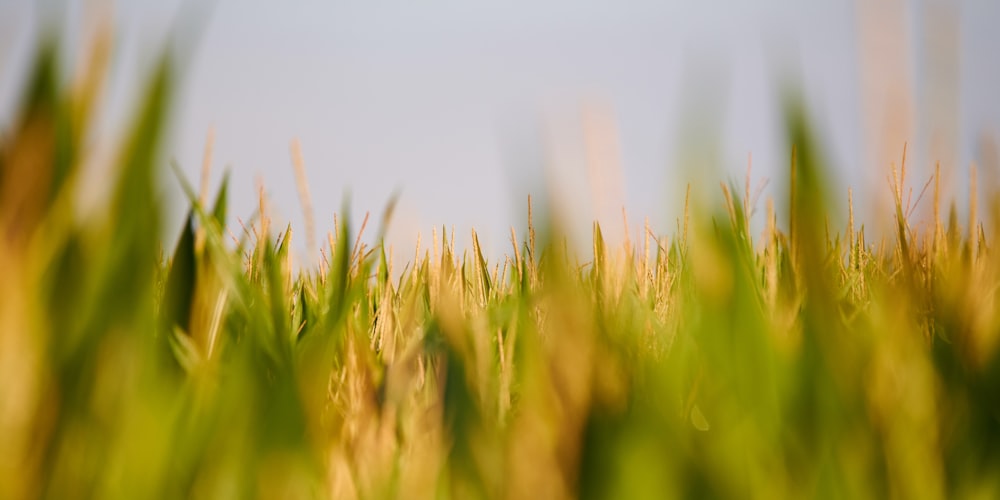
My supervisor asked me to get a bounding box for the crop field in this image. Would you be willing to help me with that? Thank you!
[2,36,1000,499]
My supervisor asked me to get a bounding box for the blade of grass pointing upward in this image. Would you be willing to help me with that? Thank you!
[211,170,229,229]
[472,229,491,303]
[0,39,76,241]
[35,51,175,499]
[326,200,352,330]
[162,210,197,337]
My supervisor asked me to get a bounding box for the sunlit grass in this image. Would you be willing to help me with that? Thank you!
[2,33,1000,500]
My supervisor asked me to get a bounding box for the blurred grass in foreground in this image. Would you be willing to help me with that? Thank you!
[2,32,1000,500]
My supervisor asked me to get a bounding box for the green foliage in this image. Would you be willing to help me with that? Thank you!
[2,30,1000,500]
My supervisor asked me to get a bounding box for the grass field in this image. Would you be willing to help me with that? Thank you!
[2,37,1000,499]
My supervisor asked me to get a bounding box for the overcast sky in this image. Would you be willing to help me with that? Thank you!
[1,0,998,258]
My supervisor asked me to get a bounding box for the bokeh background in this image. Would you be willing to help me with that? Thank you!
[1,0,998,259]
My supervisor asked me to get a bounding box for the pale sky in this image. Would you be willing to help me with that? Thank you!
[1,0,998,259]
